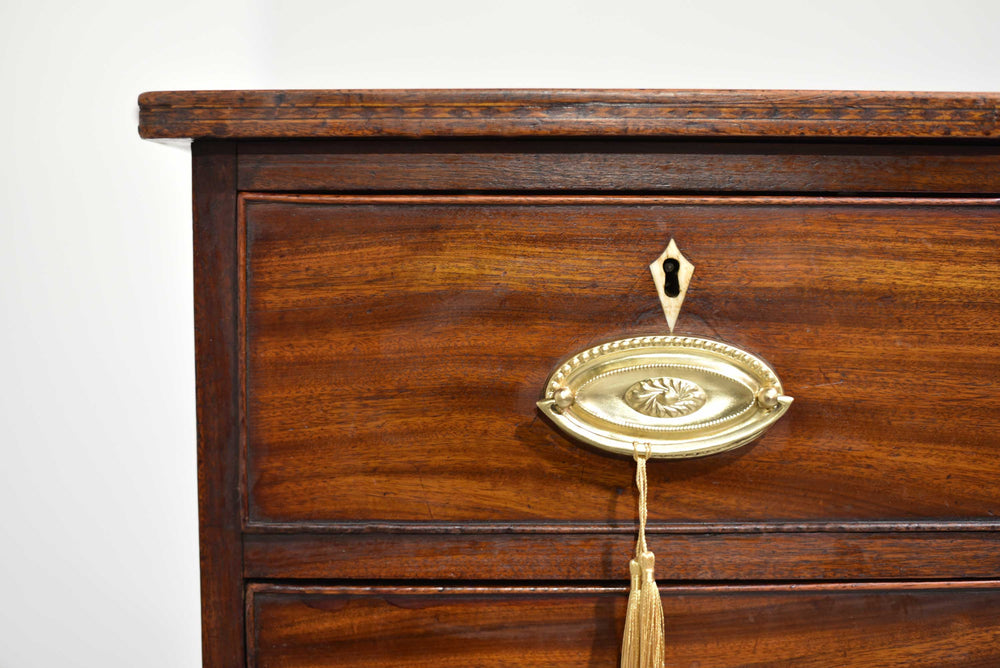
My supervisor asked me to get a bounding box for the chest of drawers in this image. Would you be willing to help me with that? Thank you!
[140,90,1000,667]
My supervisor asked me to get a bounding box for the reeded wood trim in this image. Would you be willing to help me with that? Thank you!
[139,89,1000,140]
[242,531,1000,582]
[242,520,1000,534]
[238,139,1000,194]
[248,581,1000,596]
[193,141,244,668]
[239,193,999,206]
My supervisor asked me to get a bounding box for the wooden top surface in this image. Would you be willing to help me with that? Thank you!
[138,89,1000,141]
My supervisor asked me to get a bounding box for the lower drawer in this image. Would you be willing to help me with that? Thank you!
[248,582,1000,667]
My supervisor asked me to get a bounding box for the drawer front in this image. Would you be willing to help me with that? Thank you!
[248,583,1000,667]
[242,195,1000,526]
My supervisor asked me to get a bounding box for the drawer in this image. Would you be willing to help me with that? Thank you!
[248,582,1000,667]
[241,195,1000,528]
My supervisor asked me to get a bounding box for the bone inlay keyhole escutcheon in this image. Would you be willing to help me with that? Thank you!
[650,239,694,333]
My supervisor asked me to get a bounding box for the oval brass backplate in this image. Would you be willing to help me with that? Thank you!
[537,336,792,459]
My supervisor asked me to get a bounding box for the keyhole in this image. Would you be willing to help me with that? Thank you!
[662,258,681,297]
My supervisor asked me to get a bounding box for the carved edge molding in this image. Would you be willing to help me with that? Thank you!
[138,90,1000,139]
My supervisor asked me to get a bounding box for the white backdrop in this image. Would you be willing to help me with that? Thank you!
[1,1,998,665]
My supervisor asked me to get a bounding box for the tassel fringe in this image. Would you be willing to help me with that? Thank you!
[620,559,641,668]
[620,444,665,668]
[637,551,665,668]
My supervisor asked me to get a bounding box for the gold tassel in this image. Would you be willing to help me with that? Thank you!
[637,550,665,668]
[619,558,641,668]
[620,444,665,668]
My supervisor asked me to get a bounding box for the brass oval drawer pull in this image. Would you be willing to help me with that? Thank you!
[537,335,792,458]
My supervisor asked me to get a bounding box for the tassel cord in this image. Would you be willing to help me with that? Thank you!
[622,442,664,668]
[634,444,650,557]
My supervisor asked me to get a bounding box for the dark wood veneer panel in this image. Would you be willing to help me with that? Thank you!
[248,583,1000,667]
[243,196,1000,526]
[238,140,1000,194]
[242,531,1000,581]
[193,142,244,667]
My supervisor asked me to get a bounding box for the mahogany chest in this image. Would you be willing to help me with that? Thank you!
[139,90,1000,667]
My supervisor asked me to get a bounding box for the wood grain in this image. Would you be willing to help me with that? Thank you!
[238,140,1000,194]
[247,582,1000,667]
[242,530,1000,581]
[193,141,244,668]
[138,90,1000,140]
[242,195,1000,526]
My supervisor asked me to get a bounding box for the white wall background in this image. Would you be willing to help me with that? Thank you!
[1,1,998,665]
